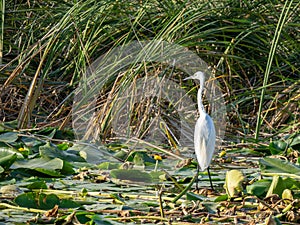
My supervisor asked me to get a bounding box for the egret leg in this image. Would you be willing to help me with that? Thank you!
[196,164,200,191]
[207,167,214,191]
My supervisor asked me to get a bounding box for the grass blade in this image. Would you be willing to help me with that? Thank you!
[255,0,295,140]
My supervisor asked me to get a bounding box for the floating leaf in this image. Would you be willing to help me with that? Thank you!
[149,171,166,182]
[266,176,298,198]
[259,157,300,176]
[133,152,146,166]
[89,214,118,225]
[60,199,81,209]
[57,142,69,151]
[269,141,287,155]
[98,162,120,170]
[186,192,206,201]
[0,120,18,131]
[290,134,300,150]
[269,140,287,155]
[0,132,18,143]
[27,181,48,190]
[214,194,228,202]
[110,193,125,204]
[37,193,60,209]
[34,168,62,177]
[39,142,59,158]
[39,142,85,162]
[127,151,156,165]
[13,157,63,170]
[12,158,64,177]
[21,136,44,148]
[0,143,24,159]
[0,152,17,170]
[224,170,244,198]
[246,179,271,197]
[35,127,57,138]
[14,192,60,210]
[69,144,112,164]
[110,169,152,183]
[62,160,75,175]
[266,176,284,197]
[13,192,40,208]
[113,150,128,161]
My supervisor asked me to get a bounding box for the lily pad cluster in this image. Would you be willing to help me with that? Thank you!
[0,130,82,177]
[0,126,300,224]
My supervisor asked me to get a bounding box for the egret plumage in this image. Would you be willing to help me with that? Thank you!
[185,71,216,190]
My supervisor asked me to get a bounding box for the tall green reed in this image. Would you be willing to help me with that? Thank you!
[0,0,298,142]
[255,0,296,140]
[0,0,4,65]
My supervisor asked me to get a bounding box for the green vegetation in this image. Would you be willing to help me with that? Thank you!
[0,0,299,224]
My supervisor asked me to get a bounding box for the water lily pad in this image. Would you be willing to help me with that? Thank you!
[266,176,284,197]
[127,151,156,165]
[0,120,18,131]
[14,192,60,209]
[110,193,125,204]
[269,140,287,155]
[290,134,300,150]
[246,179,271,197]
[266,176,298,198]
[110,169,152,183]
[259,157,300,175]
[62,160,75,175]
[60,199,81,209]
[214,194,228,202]
[39,142,85,162]
[224,170,244,198]
[57,142,69,151]
[12,158,64,177]
[0,132,18,143]
[21,136,44,147]
[0,152,17,170]
[89,214,118,225]
[69,143,113,164]
[186,192,206,201]
[98,162,120,170]
[27,181,48,189]
[149,171,166,182]
[13,157,63,170]
[0,144,24,159]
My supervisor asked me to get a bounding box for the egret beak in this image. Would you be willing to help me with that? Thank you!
[184,76,193,81]
[184,71,204,81]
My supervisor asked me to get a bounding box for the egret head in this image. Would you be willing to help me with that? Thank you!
[184,71,205,81]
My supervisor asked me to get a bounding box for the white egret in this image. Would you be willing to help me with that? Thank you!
[185,71,216,190]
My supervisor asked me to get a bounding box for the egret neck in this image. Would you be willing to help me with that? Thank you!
[197,73,205,113]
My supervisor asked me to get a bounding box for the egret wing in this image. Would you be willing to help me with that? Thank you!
[194,113,216,171]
